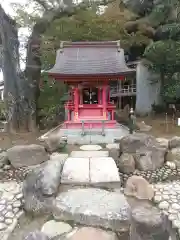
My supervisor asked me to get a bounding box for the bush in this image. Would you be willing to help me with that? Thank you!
[0,101,6,121]
[38,73,67,129]
[151,103,166,114]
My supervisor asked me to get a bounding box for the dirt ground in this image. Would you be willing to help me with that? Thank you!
[138,115,180,138]
[0,131,43,150]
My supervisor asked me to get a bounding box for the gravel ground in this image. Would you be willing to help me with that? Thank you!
[0,167,31,183]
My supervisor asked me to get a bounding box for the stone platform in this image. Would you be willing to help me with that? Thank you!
[39,124,129,144]
[61,152,120,188]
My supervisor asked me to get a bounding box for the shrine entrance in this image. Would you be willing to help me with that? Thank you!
[83,87,98,104]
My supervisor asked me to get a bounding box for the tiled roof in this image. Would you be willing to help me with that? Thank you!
[48,41,135,76]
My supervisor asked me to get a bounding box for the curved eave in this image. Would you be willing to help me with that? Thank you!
[48,70,136,81]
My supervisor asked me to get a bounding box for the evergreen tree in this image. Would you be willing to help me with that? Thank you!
[123,0,180,102]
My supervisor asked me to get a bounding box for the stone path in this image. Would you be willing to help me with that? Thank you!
[0,181,23,240]
[66,145,180,238]
[3,143,180,240]
[153,181,180,236]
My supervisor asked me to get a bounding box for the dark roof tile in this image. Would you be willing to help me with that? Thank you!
[48,41,135,76]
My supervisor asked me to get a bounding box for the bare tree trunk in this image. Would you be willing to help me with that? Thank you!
[0,5,35,133]
[24,19,56,131]
[25,29,41,132]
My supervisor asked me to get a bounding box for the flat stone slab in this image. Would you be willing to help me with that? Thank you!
[70,151,109,158]
[106,143,119,149]
[61,157,90,184]
[53,188,131,232]
[90,157,120,184]
[61,157,120,186]
[41,220,72,238]
[80,145,102,151]
[67,227,119,240]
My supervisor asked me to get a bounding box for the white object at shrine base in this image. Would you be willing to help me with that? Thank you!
[178,118,180,126]
[80,145,102,151]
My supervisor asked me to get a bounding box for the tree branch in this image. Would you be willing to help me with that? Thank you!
[34,0,51,11]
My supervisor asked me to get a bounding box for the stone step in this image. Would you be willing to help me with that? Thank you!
[53,188,130,232]
[90,157,120,184]
[61,157,90,184]
[70,151,109,158]
[61,157,120,187]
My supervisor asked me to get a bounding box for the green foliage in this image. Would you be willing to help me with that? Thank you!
[144,40,180,75]
[162,73,180,102]
[0,101,6,120]
[148,4,172,26]
[41,7,150,67]
[158,23,180,40]
[38,72,67,117]
[151,103,166,113]
[141,0,180,102]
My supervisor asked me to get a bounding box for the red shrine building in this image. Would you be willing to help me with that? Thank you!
[48,41,135,129]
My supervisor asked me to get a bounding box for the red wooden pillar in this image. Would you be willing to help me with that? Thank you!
[79,88,82,104]
[102,84,107,119]
[107,86,110,103]
[66,89,71,121]
[74,86,79,121]
[98,88,101,104]
[107,86,111,120]
[68,109,71,121]
[112,110,114,120]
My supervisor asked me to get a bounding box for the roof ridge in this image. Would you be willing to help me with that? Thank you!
[60,40,121,48]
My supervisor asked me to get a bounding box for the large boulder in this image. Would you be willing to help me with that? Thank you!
[120,133,159,153]
[156,138,169,149]
[42,134,67,153]
[0,151,9,168]
[135,146,166,171]
[169,136,180,149]
[23,153,67,215]
[53,188,131,232]
[120,133,167,171]
[130,205,169,240]
[118,153,135,174]
[41,153,68,195]
[166,148,180,167]
[7,144,49,168]
[124,176,154,200]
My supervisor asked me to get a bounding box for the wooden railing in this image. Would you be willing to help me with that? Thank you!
[110,84,136,96]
